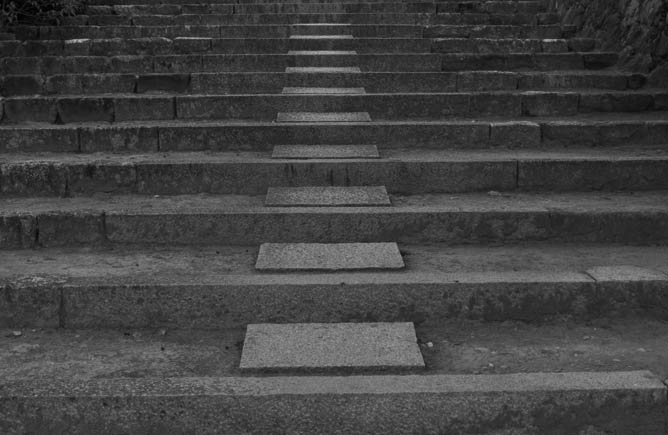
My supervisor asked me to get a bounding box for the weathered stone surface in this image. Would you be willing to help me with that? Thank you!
[271,145,379,159]
[282,87,366,94]
[286,67,361,73]
[288,50,357,55]
[551,0,667,73]
[587,265,668,282]
[239,322,424,372]
[265,186,390,207]
[0,372,665,434]
[276,112,372,122]
[255,242,405,271]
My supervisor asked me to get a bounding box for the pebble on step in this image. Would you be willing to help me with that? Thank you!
[239,322,425,372]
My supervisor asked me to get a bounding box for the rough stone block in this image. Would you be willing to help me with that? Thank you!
[137,74,190,94]
[522,91,579,116]
[80,126,158,152]
[541,39,568,53]
[57,97,114,123]
[114,96,175,121]
[239,322,425,372]
[0,75,43,96]
[265,186,390,206]
[3,97,57,123]
[457,71,517,91]
[82,74,136,94]
[255,242,405,271]
[490,121,541,148]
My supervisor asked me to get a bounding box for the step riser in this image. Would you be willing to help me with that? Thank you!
[0,39,433,57]
[3,121,665,153]
[1,38,597,58]
[15,13,557,32]
[3,208,668,249]
[0,54,445,75]
[5,275,668,328]
[425,24,574,39]
[4,93,664,124]
[0,72,639,97]
[1,373,663,435]
[77,3,544,15]
[4,159,668,197]
[0,53,615,75]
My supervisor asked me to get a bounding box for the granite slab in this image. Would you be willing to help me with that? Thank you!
[276,112,371,122]
[265,186,390,206]
[239,322,425,372]
[271,144,379,159]
[285,66,361,73]
[281,87,366,94]
[255,242,405,271]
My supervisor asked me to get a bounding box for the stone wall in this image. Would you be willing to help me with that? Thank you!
[549,0,668,85]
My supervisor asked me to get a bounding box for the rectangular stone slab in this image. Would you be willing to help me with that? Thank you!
[288,50,358,55]
[290,35,354,39]
[255,242,405,271]
[281,87,365,94]
[271,144,379,158]
[239,322,424,372]
[276,112,371,122]
[285,66,361,73]
[265,186,390,207]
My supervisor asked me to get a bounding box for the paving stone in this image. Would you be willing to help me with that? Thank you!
[282,87,366,94]
[265,186,390,206]
[239,322,424,372]
[276,111,371,122]
[271,144,379,158]
[288,50,358,55]
[285,66,362,73]
[290,34,354,39]
[255,242,405,271]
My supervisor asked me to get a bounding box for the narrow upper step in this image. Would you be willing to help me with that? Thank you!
[255,242,405,271]
[275,111,372,122]
[239,322,425,372]
[271,144,379,158]
[264,186,391,206]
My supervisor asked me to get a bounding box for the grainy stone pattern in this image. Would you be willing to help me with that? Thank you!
[239,322,425,372]
[549,0,668,81]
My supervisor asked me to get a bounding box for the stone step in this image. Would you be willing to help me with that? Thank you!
[2,115,666,152]
[1,191,668,249]
[432,37,598,53]
[24,12,564,30]
[272,144,380,158]
[0,38,434,57]
[239,322,424,372]
[3,243,668,327]
[425,23,576,38]
[264,186,391,206]
[0,71,647,96]
[4,91,665,124]
[255,242,404,270]
[0,53,448,75]
[0,52,619,76]
[14,12,559,32]
[0,37,600,58]
[1,371,663,434]
[3,148,668,197]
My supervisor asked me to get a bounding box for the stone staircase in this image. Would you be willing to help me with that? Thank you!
[1,0,668,432]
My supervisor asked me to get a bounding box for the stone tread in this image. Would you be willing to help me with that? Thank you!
[255,242,405,271]
[3,191,668,215]
[239,322,424,372]
[264,186,391,206]
[271,144,378,157]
